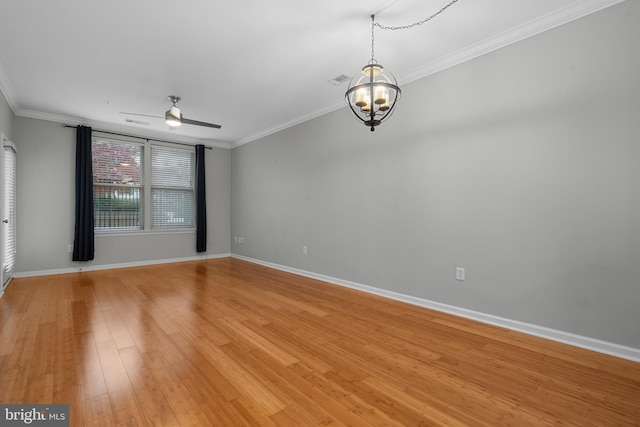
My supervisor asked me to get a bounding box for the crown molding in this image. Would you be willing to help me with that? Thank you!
[0,61,19,113]
[231,98,346,149]
[2,0,628,149]
[15,109,233,149]
[398,0,628,85]
[231,0,627,148]
[17,109,90,126]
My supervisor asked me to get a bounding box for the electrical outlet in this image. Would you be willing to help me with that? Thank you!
[234,236,238,243]
[302,246,308,255]
[68,244,74,253]
[239,237,244,244]
[456,267,465,281]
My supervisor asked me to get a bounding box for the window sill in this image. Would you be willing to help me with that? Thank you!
[96,229,195,238]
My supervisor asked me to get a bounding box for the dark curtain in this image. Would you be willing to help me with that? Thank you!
[73,126,95,261]
[195,144,207,252]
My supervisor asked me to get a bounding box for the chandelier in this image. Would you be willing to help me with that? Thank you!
[345,15,400,132]
[345,1,460,131]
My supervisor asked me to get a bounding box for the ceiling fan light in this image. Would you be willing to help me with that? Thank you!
[165,106,182,127]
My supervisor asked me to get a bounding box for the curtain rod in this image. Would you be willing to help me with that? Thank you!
[63,124,212,149]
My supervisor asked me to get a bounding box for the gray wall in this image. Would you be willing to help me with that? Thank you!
[231,1,640,348]
[0,90,12,140]
[13,116,231,273]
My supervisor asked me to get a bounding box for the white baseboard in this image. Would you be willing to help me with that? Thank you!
[11,253,640,363]
[12,253,232,278]
[231,254,640,363]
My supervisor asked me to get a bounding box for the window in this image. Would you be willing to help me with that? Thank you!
[93,139,143,230]
[151,145,194,229]
[92,138,195,232]
[2,136,17,288]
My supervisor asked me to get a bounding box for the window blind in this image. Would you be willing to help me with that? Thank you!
[151,144,195,229]
[2,142,16,286]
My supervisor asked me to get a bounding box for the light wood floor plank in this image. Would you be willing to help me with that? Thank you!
[0,257,639,426]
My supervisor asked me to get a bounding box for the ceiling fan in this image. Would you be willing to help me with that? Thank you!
[120,96,221,129]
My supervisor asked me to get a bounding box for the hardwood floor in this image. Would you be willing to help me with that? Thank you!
[0,258,639,426]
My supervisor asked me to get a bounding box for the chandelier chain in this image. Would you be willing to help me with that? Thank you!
[374,0,459,31]
[370,15,376,62]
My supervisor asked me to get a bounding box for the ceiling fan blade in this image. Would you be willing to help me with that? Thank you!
[182,117,222,129]
[120,112,163,119]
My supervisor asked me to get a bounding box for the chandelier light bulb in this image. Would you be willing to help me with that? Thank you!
[356,88,369,108]
[374,86,389,107]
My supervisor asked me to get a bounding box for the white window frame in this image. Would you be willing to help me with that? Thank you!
[92,137,195,235]
[93,138,144,232]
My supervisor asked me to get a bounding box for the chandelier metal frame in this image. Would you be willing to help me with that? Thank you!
[344,0,460,131]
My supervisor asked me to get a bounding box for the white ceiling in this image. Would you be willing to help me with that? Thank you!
[0,0,624,148]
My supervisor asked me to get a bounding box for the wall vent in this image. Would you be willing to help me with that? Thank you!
[125,118,150,125]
